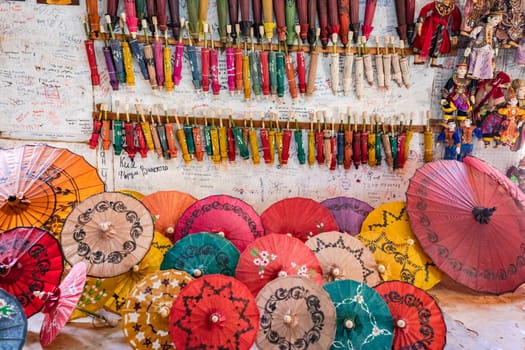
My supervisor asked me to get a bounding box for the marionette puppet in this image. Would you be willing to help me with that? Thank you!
[460,0,490,36]
[437,120,461,159]
[458,118,482,161]
[496,89,525,148]
[440,61,476,122]
[506,157,525,192]
[412,0,462,67]
[495,0,524,49]
[464,5,504,80]
[510,79,525,151]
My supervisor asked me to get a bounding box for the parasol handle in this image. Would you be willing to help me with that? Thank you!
[472,207,496,224]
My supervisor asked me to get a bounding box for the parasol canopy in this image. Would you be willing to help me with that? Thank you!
[141,190,197,240]
[260,197,339,242]
[305,231,381,286]
[324,279,394,349]
[0,288,27,350]
[256,275,337,349]
[236,233,323,296]
[169,274,259,350]
[321,196,374,235]
[160,232,240,278]
[406,156,525,294]
[61,191,154,278]
[175,194,264,252]
[0,144,105,235]
[121,269,194,350]
[0,227,64,318]
[358,202,442,290]
[98,231,171,315]
[39,262,87,347]
[374,280,447,350]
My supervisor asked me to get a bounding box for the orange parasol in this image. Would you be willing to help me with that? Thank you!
[141,190,197,240]
[0,144,105,236]
[61,192,154,278]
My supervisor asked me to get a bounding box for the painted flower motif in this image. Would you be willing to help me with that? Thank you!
[290,262,316,278]
[0,299,15,319]
[250,248,277,278]
[316,221,325,233]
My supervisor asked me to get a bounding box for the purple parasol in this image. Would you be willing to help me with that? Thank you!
[321,196,374,236]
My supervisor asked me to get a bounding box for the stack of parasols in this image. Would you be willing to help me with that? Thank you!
[1,144,524,349]
[83,0,415,100]
[89,104,434,170]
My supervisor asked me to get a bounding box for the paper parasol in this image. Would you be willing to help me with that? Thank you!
[306,231,381,286]
[260,197,339,242]
[61,191,154,278]
[0,227,64,318]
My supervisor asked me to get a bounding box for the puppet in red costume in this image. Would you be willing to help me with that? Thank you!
[412,0,462,67]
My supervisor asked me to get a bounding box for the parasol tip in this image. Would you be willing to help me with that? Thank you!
[193,269,203,277]
[166,227,174,234]
[278,270,288,278]
[159,306,170,318]
[378,264,386,273]
[283,314,293,325]
[396,319,407,328]
[99,221,112,232]
[344,319,355,329]
[132,265,140,272]
[331,266,341,278]
[210,313,221,323]
[407,239,414,245]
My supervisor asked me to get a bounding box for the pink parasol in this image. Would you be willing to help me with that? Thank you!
[362,0,378,40]
[39,262,87,347]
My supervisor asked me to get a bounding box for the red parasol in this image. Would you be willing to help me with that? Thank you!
[338,0,350,47]
[0,227,64,318]
[406,157,525,294]
[169,274,259,349]
[273,0,286,42]
[39,262,87,347]
[175,194,264,252]
[236,234,323,296]
[260,196,339,242]
[328,0,340,40]
[82,16,100,86]
[374,281,447,350]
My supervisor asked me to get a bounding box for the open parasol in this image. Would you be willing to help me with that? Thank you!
[141,190,197,240]
[321,196,374,235]
[160,232,240,277]
[0,288,27,350]
[324,279,394,349]
[236,234,323,296]
[99,231,170,315]
[38,262,87,347]
[306,231,381,285]
[169,274,259,349]
[121,269,194,350]
[61,191,154,278]
[260,197,339,242]
[374,281,447,349]
[256,275,337,349]
[0,227,64,318]
[358,201,442,290]
[0,144,105,235]
[174,194,264,252]
[406,156,525,294]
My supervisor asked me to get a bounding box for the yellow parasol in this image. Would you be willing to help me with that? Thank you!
[100,231,173,315]
[357,201,441,290]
